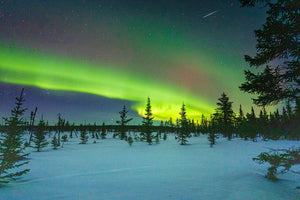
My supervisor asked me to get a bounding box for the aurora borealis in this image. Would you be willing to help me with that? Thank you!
[0,0,267,124]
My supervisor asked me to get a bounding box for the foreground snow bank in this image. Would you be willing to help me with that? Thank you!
[1,135,299,200]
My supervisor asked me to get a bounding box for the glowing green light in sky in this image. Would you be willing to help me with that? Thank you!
[0,44,215,120]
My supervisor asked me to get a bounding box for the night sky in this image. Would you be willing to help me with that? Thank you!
[0,0,267,124]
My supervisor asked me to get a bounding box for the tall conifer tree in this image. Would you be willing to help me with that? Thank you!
[116,105,133,140]
[141,97,154,145]
[176,103,190,145]
[215,93,235,140]
[239,0,300,108]
[0,88,30,183]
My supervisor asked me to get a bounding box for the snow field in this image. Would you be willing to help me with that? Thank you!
[1,134,299,200]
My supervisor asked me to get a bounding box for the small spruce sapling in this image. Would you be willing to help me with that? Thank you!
[51,134,59,150]
[62,134,68,143]
[80,126,88,144]
[33,117,49,152]
[101,122,107,139]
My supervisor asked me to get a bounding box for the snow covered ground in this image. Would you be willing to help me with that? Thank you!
[1,134,300,200]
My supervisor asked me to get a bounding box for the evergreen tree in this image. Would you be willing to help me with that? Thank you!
[116,105,133,140]
[176,103,190,145]
[0,88,30,183]
[258,107,269,139]
[245,107,258,141]
[55,113,65,147]
[155,133,160,144]
[61,134,68,142]
[163,132,167,140]
[168,117,174,133]
[51,134,59,150]
[286,101,293,119]
[101,122,107,139]
[239,0,300,107]
[69,123,75,138]
[141,98,154,145]
[33,118,49,152]
[235,104,245,138]
[215,92,235,140]
[269,109,282,140]
[208,116,218,147]
[158,120,164,138]
[281,106,289,137]
[200,114,208,134]
[79,125,88,144]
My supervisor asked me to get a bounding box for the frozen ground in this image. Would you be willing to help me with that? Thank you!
[1,134,299,200]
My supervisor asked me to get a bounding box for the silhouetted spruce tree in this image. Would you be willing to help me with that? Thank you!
[101,122,107,139]
[33,117,49,152]
[0,88,30,183]
[163,132,167,140]
[141,98,154,145]
[281,106,289,137]
[258,107,269,139]
[155,133,160,144]
[245,107,258,141]
[56,113,65,147]
[208,115,219,147]
[69,123,75,138]
[235,104,246,138]
[168,117,175,133]
[79,125,88,144]
[116,105,133,140]
[239,0,300,108]
[269,109,283,140]
[61,134,68,142]
[200,114,208,134]
[158,120,164,138]
[65,120,70,131]
[215,92,235,140]
[176,103,191,145]
[51,135,59,150]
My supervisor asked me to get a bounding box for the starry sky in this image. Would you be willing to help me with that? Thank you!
[0,0,267,125]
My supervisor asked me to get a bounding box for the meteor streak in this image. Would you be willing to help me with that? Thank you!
[203,10,219,19]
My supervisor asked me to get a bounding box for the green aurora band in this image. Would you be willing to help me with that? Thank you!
[0,44,215,120]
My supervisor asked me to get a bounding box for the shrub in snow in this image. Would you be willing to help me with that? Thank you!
[253,148,300,181]
[61,134,68,142]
